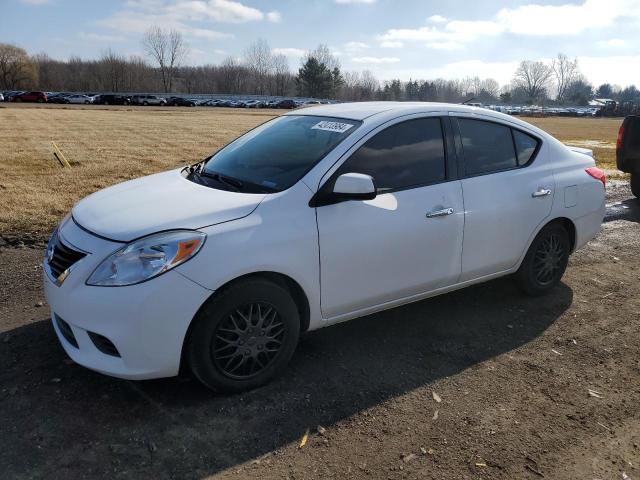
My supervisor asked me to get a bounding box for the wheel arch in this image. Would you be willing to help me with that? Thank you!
[179,271,311,374]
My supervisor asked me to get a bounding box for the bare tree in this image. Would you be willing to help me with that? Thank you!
[0,43,38,89]
[512,60,553,101]
[551,53,580,103]
[100,48,128,92]
[243,38,273,95]
[271,53,291,96]
[218,57,246,94]
[142,26,188,93]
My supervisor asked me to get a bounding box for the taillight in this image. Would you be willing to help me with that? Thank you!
[585,167,606,189]
[616,122,624,151]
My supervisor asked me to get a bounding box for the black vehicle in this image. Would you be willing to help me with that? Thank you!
[617,115,640,198]
[96,94,131,105]
[167,96,196,107]
[276,99,296,109]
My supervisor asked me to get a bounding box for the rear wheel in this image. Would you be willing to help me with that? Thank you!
[631,173,640,199]
[186,278,300,392]
[516,223,570,296]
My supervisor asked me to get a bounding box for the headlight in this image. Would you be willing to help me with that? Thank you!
[87,230,206,287]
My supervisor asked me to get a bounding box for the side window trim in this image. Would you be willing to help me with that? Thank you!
[451,116,543,179]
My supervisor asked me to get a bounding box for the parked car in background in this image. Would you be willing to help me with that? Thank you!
[43,102,605,393]
[276,99,296,109]
[167,96,196,107]
[47,93,72,104]
[11,91,47,103]
[95,94,130,105]
[64,94,94,104]
[131,95,167,106]
[0,93,3,102]
[616,115,640,198]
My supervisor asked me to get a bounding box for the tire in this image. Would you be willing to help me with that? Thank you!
[186,278,300,392]
[37,98,44,103]
[631,173,640,199]
[143,101,148,106]
[104,101,109,105]
[516,223,570,296]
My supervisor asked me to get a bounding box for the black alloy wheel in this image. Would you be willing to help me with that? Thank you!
[187,278,300,392]
[516,223,570,296]
[212,302,286,379]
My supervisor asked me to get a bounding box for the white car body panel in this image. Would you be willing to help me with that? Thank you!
[44,102,606,380]
[72,170,266,242]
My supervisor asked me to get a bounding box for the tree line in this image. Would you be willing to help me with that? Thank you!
[1,28,639,106]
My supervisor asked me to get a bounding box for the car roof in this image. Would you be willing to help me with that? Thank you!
[284,101,552,138]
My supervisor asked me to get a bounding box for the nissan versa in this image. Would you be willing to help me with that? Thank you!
[44,102,606,392]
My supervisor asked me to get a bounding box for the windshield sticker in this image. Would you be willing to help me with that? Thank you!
[311,121,354,133]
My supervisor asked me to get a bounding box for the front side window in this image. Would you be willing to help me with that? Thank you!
[337,117,446,193]
[458,119,517,176]
[202,115,360,193]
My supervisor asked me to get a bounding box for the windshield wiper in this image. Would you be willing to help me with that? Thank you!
[200,170,244,191]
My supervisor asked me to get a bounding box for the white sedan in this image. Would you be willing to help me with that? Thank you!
[43,102,606,392]
[65,94,93,104]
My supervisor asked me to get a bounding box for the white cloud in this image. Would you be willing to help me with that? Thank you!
[20,0,50,4]
[344,41,369,51]
[352,56,400,64]
[266,11,282,23]
[272,47,306,58]
[380,40,403,48]
[428,14,446,23]
[98,0,275,39]
[427,41,463,50]
[598,38,626,47]
[335,0,376,3]
[579,55,640,86]
[379,0,640,50]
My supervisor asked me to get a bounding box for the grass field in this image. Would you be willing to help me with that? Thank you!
[0,104,623,237]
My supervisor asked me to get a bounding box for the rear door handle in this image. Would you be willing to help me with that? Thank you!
[532,188,552,198]
[426,207,454,218]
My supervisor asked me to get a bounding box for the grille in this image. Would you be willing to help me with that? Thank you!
[48,236,86,279]
[88,332,121,357]
[54,314,78,348]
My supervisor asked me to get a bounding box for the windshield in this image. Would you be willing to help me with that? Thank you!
[201,115,361,193]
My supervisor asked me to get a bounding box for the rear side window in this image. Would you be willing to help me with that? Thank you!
[513,130,539,165]
[458,119,517,176]
[338,117,446,193]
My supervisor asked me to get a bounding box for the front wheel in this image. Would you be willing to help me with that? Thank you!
[631,173,640,199]
[516,223,570,296]
[186,278,300,392]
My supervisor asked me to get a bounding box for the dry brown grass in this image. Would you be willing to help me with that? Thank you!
[526,116,621,173]
[0,105,624,237]
[0,104,279,236]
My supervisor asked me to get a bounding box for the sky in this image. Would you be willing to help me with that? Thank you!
[2,0,640,87]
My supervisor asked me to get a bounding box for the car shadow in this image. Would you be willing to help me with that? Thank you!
[604,197,640,224]
[0,277,572,479]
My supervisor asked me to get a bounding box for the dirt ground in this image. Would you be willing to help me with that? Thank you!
[0,179,638,479]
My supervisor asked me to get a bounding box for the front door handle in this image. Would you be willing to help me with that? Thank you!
[532,188,552,198]
[426,207,454,218]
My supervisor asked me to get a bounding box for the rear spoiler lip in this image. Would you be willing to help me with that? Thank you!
[565,145,594,157]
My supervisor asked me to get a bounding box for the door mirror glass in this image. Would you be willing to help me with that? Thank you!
[333,173,376,200]
[617,115,640,173]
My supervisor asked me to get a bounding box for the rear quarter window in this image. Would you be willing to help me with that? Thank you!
[513,130,540,166]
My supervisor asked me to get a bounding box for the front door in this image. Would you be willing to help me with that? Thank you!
[316,116,464,319]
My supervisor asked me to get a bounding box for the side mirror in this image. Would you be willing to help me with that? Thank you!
[616,115,640,173]
[333,173,376,201]
[309,172,377,207]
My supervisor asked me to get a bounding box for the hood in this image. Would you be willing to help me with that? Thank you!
[72,169,266,242]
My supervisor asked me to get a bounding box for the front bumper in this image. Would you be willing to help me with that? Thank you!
[43,217,212,380]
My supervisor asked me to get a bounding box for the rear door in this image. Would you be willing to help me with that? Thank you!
[316,115,464,319]
[452,116,555,281]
